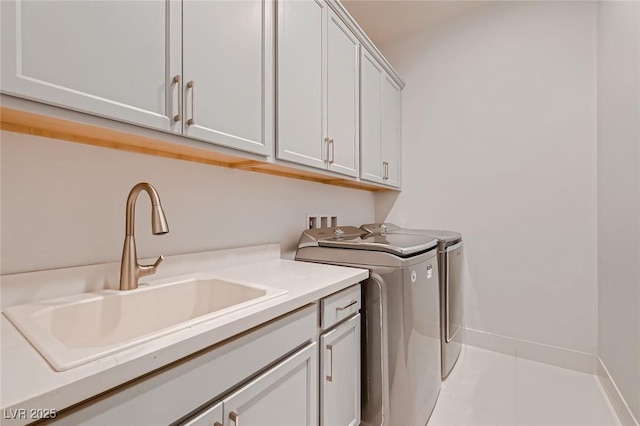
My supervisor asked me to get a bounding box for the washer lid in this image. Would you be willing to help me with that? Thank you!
[414,229,462,245]
[360,223,462,246]
[297,226,438,257]
[318,232,438,256]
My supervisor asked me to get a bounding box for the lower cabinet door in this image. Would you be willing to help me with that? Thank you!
[182,401,223,426]
[320,314,361,426]
[222,342,318,426]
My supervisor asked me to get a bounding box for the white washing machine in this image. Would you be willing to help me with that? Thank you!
[295,226,441,426]
[361,223,464,379]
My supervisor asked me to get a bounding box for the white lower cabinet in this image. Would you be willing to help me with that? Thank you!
[43,286,362,426]
[186,343,317,426]
[222,342,318,426]
[46,306,318,425]
[320,314,361,426]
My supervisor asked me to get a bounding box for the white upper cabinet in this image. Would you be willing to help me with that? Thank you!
[381,74,401,187]
[277,0,327,169]
[326,9,359,178]
[1,0,273,156]
[0,0,181,134]
[2,0,401,188]
[182,0,273,156]
[360,49,384,184]
[360,48,401,188]
[277,1,360,178]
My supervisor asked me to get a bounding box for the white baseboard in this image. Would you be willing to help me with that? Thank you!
[597,357,640,426]
[463,327,638,425]
[464,327,597,374]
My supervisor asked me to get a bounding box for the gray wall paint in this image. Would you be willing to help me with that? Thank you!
[0,131,375,274]
[378,1,598,353]
[597,1,640,419]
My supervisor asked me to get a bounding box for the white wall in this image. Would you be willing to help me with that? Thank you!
[0,131,376,274]
[597,1,640,419]
[378,1,598,353]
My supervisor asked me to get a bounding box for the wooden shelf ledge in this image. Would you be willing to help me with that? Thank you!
[0,106,390,192]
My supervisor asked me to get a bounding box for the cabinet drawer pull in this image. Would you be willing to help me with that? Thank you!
[326,344,333,382]
[336,300,357,311]
[172,75,182,122]
[230,411,239,426]
[187,80,195,126]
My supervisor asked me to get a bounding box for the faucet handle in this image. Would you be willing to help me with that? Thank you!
[151,255,164,269]
[138,255,164,278]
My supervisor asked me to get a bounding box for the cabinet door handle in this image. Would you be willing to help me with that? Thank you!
[324,137,330,162]
[383,161,389,180]
[329,139,335,164]
[186,80,195,126]
[336,300,357,311]
[230,411,239,426]
[172,75,182,122]
[326,344,333,382]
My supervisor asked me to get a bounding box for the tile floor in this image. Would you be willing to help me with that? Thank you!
[428,345,621,426]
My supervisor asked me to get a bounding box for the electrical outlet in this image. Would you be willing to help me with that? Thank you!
[306,214,338,229]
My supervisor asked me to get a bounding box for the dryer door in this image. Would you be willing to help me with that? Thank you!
[445,242,464,342]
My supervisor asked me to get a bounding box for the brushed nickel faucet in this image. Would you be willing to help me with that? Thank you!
[119,182,169,291]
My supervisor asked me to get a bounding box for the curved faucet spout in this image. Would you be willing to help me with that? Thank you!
[125,182,169,236]
[120,182,169,291]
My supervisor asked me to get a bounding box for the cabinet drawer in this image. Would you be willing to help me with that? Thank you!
[321,284,361,330]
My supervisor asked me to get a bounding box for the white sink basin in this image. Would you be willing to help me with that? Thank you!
[4,274,287,371]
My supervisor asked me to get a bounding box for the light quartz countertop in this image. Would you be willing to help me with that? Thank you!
[0,244,368,424]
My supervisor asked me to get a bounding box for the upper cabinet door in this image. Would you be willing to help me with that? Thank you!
[0,0,181,133]
[182,0,273,156]
[277,0,327,169]
[360,49,384,184]
[326,10,359,178]
[381,73,401,187]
